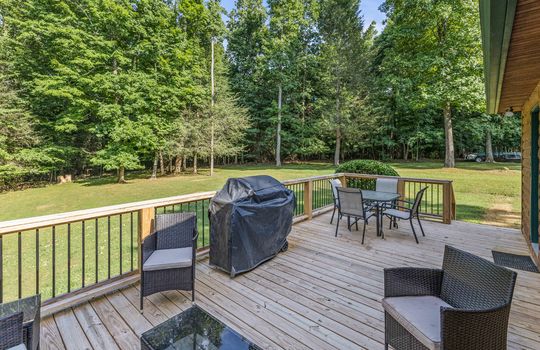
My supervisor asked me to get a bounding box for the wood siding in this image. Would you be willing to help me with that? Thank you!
[521,81,540,265]
[499,0,540,112]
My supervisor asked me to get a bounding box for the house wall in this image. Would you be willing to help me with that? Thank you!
[521,82,540,265]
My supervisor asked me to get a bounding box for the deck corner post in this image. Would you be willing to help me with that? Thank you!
[442,182,453,224]
[138,207,155,271]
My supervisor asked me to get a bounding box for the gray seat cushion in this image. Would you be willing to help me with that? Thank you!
[384,208,411,220]
[8,344,27,350]
[143,247,192,272]
[382,296,452,350]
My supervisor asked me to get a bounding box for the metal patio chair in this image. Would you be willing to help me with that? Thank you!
[329,178,343,224]
[141,212,198,310]
[383,245,517,350]
[335,187,374,243]
[382,187,428,243]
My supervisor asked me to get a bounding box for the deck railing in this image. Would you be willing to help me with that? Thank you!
[0,173,454,315]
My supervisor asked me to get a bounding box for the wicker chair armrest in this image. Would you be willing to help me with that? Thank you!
[441,303,512,349]
[384,267,443,297]
[192,229,199,242]
[0,312,23,349]
[142,232,157,264]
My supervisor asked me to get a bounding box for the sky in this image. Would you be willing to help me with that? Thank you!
[220,0,386,33]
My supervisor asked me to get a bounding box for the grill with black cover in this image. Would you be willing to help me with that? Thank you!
[209,175,295,277]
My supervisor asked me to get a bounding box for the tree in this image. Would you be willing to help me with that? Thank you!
[227,0,270,161]
[318,0,368,165]
[380,0,484,168]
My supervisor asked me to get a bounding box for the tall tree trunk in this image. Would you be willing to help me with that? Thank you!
[276,84,282,167]
[485,129,494,162]
[193,154,198,174]
[150,152,158,180]
[182,155,187,172]
[159,151,165,176]
[210,39,216,176]
[334,84,342,166]
[118,166,126,183]
[443,102,455,168]
[175,156,181,174]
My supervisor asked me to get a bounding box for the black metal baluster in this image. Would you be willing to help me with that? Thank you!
[119,214,123,275]
[95,218,98,284]
[130,212,134,272]
[107,216,111,279]
[18,232,22,299]
[438,184,441,215]
[35,229,39,295]
[67,223,71,293]
[202,200,205,247]
[82,221,85,288]
[431,186,434,215]
[52,226,56,298]
[0,234,3,303]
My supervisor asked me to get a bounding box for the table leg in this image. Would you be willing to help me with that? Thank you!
[376,204,380,237]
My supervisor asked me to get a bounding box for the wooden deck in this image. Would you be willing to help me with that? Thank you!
[40,213,540,350]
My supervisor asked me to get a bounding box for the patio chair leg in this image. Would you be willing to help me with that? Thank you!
[335,216,340,237]
[330,206,336,224]
[347,216,351,231]
[388,216,393,230]
[356,218,359,231]
[361,220,367,244]
[417,217,426,236]
[410,219,419,244]
[385,343,389,350]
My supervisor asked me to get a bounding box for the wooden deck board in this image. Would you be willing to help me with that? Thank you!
[41,214,540,349]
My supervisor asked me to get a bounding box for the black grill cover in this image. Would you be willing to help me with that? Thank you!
[209,175,295,277]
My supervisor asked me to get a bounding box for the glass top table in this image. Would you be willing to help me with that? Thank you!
[362,190,400,203]
[361,190,400,237]
[141,305,262,350]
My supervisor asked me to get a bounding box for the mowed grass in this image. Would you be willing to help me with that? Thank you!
[0,161,521,224]
[0,161,521,302]
[389,161,521,227]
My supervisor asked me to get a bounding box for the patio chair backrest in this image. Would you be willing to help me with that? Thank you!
[336,187,368,219]
[411,187,428,215]
[440,245,517,310]
[155,212,197,250]
[376,178,398,193]
[329,179,342,203]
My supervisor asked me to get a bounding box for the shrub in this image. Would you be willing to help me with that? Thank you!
[335,160,399,190]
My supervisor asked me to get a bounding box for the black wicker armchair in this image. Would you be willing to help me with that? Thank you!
[140,212,198,310]
[383,245,517,350]
[0,294,40,350]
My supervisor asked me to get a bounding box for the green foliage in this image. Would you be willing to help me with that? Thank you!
[335,159,400,190]
[335,159,399,176]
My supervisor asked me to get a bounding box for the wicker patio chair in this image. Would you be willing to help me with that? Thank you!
[335,187,374,243]
[0,312,24,350]
[383,245,517,350]
[382,187,428,243]
[329,178,343,224]
[140,212,198,310]
[0,295,40,350]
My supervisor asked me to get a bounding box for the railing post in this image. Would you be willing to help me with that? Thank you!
[397,179,405,201]
[304,180,313,219]
[340,175,347,187]
[138,207,155,271]
[442,182,453,224]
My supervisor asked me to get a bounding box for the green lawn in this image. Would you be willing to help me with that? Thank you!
[1,161,521,226]
[0,161,521,302]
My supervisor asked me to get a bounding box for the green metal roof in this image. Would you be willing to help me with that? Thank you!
[480,0,517,114]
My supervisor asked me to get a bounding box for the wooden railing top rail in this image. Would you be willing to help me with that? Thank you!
[0,173,453,235]
[0,191,217,235]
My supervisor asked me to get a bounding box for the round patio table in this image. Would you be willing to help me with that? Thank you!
[361,190,401,238]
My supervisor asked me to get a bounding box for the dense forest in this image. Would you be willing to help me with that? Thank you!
[0,0,520,187]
